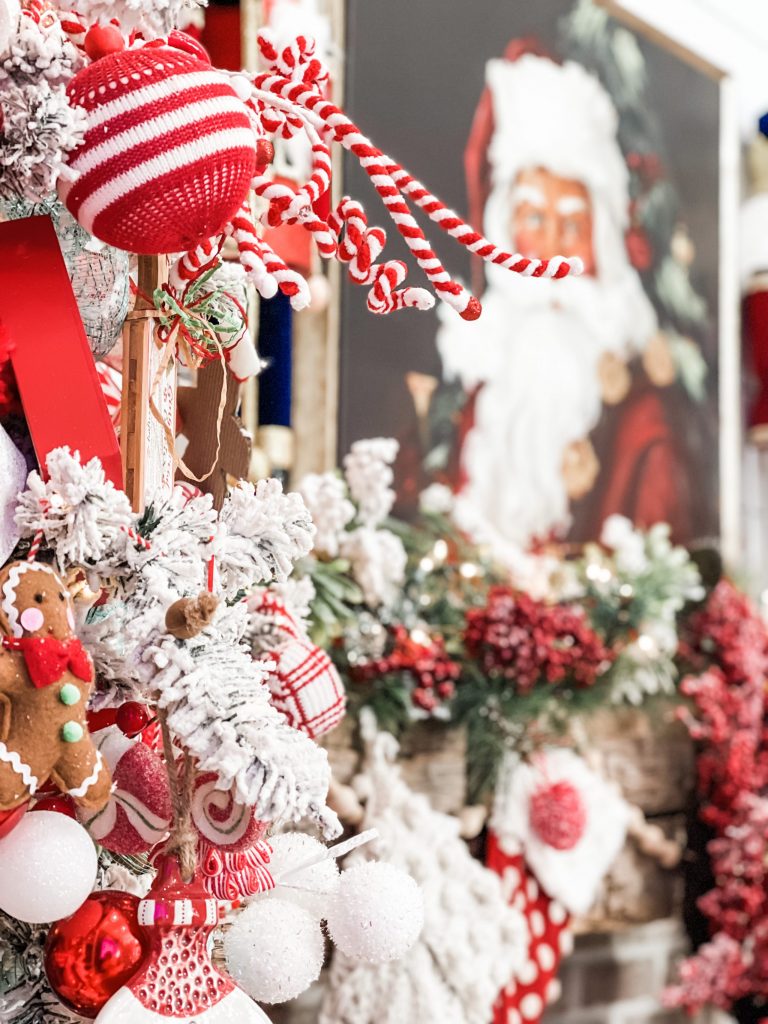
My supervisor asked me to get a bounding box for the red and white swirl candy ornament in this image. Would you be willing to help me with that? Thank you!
[192,772,274,900]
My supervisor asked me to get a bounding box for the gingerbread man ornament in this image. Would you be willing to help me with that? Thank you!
[0,562,112,811]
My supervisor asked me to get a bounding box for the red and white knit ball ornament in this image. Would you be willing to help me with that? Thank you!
[61,32,258,254]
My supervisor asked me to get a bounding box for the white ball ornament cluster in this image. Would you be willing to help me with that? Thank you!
[222,829,423,1004]
[0,812,97,923]
[326,860,424,963]
[223,897,325,1004]
[268,831,340,919]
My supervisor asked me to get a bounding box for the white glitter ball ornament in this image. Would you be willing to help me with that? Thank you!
[223,897,325,1004]
[0,811,97,923]
[268,832,340,920]
[326,861,424,963]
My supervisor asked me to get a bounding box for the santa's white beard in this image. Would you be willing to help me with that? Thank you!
[435,265,657,549]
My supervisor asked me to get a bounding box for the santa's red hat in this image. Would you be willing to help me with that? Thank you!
[464,43,630,292]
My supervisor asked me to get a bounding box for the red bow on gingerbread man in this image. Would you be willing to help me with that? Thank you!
[1,636,92,689]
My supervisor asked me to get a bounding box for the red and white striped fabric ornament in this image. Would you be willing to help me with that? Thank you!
[248,591,346,740]
[61,33,258,255]
[248,591,346,736]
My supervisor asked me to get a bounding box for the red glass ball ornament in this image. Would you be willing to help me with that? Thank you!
[529,780,587,851]
[32,794,76,818]
[116,701,151,738]
[44,891,149,1019]
[0,802,27,840]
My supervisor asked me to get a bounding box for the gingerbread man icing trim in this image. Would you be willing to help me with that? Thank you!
[1,563,59,638]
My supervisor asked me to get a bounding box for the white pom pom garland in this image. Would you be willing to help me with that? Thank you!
[326,861,424,963]
[223,897,325,1003]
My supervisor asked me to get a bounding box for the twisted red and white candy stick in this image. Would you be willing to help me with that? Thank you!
[258,31,328,91]
[57,9,87,48]
[121,525,152,552]
[27,529,44,563]
[329,198,432,314]
[251,135,332,234]
[251,34,582,319]
[254,72,479,317]
[388,163,577,278]
[228,200,311,309]
[169,236,225,292]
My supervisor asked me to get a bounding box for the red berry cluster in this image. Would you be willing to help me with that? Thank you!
[353,625,460,713]
[682,579,768,689]
[666,582,768,1014]
[463,587,613,693]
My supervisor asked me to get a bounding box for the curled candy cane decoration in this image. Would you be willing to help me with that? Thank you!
[169,236,224,292]
[258,31,328,91]
[387,163,576,278]
[57,9,87,47]
[250,34,583,320]
[228,200,311,309]
[329,198,433,315]
[251,135,332,234]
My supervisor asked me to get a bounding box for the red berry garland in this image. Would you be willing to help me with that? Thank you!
[352,626,460,713]
[463,587,613,693]
[666,582,768,1014]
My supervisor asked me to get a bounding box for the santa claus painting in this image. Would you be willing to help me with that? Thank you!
[338,0,720,556]
[436,48,705,551]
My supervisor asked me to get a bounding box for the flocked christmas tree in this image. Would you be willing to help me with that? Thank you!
[0,0,588,1019]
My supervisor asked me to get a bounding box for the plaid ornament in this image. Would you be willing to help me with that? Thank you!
[248,591,346,740]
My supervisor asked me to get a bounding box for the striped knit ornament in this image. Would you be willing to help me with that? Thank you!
[61,35,258,255]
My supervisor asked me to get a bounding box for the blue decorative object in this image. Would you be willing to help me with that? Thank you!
[257,291,293,428]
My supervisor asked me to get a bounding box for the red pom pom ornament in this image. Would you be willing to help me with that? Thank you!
[83,24,125,62]
[61,45,258,254]
[529,780,587,851]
